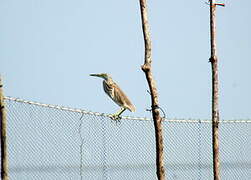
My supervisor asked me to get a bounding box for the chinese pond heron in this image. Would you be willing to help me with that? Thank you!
[90,73,136,120]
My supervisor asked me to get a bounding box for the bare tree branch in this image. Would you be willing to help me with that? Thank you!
[139,0,166,179]
[0,76,9,180]
[209,1,221,179]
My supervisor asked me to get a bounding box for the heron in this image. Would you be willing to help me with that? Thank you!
[90,73,136,120]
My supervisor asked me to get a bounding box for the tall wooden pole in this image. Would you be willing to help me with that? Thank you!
[209,1,220,179]
[0,76,9,180]
[139,0,166,179]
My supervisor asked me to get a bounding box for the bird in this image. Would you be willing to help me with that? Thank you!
[90,73,136,120]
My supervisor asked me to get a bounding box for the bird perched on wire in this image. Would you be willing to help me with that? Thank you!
[90,73,136,120]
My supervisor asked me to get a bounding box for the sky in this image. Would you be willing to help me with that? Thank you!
[1,0,251,120]
[1,1,251,179]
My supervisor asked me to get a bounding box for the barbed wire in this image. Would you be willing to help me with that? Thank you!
[4,96,251,123]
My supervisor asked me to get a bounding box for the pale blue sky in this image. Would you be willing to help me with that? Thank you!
[1,1,251,179]
[1,0,250,119]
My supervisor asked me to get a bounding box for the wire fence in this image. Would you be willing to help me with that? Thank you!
[1,96,251,180]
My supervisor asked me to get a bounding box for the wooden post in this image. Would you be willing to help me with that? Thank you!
[139,0,166,179]
[209,1,220,179]
[0,76,9,180]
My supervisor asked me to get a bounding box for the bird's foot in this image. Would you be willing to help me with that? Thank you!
[110,114,122,123]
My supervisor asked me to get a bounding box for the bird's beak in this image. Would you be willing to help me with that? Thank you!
[90,73,100,77]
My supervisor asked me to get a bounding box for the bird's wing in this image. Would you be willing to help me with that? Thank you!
[103,80,135,112]
[112,82,136,112]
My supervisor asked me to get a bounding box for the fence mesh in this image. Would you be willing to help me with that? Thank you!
[1,97,251,180]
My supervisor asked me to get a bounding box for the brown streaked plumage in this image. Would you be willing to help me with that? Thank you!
[90,73,135,119]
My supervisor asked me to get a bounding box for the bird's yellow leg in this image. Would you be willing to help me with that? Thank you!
[116,107,126,116]
[111,108,126,120]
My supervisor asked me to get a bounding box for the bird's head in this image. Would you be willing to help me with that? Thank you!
[90,73,110,81]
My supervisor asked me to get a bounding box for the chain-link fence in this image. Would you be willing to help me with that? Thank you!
[1,97,251,180]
